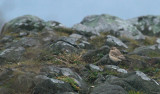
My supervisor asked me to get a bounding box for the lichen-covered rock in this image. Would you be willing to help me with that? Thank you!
[1,15,46,35]
[128,15,160,36]
[73,14,144,39]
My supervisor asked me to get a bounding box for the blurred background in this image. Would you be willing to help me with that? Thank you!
[0,0,160,29]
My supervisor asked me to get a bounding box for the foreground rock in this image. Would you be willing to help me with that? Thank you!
[73,14,145,39]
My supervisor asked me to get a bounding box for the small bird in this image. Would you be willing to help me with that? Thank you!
[109,47,125,63]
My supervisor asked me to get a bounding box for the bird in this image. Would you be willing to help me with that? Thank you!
[109,47,125,63]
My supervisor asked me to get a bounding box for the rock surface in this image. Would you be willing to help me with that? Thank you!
[73,14,145,39]
[0,14,160,94]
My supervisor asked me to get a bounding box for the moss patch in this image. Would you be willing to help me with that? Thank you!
[56,76,80,91]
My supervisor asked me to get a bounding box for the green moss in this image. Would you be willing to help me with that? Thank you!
[54,27,76,35]
[143,37,157,46]
[120,36,139,52]
[89,32,109,48]
[147,51,160,57]
[102,69,119,76]
[86,71,98,83]
[56,76,80,91]
[128,90,143,94]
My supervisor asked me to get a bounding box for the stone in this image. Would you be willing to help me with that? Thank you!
[106,35,128,48]
[128,15,160,36]
[88,64,103,72]
[73,14,145,40]
[1,15,46,35]
[90,82,128,94]
[33,79,73,94]
[104,65,128,74]
[0,47,25,64]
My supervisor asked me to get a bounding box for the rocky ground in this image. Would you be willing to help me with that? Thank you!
[0,14,160,94]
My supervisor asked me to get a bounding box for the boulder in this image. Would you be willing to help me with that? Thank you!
[0,47,25,64]
[1,15,45,35]
[33,79,73,94]
[90,82,128,94]
[128,15,160,36]
[73,14,144,39]
[131,44,160,56]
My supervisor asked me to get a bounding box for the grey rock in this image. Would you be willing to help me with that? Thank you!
[106,35,128,48]
[82,46,110,63]
[1,15,45,35]
[33,79,73,94]
[73,14,144,39]
[131,44,160,56]
[128,15,160,36]
[88,64,103,72]
[90,83,128,94]
[104,65,128,74]
[0,47,25,64]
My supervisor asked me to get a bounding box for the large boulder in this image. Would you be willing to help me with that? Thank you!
[105,71,160,94]
[73,14,144,40]
[128,15,160,36]
[1,15,46,35]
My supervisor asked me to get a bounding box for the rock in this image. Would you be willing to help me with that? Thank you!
[19,32,28,37]
[0,68,13,82]
[123,72,160,93]
[14,73,35,92]
[56,92,78,94]
[0,47,25,64]
[128,15,160,36]
[1,15,45,35]
[45,21,64,29]
[33,79,73,94]
[88,64,103,72]
[0,87,14,94]
[90,82,128,94]
[156,38,160,44]
[40,66,88,93]
[82,46,110,63]
[69,33,83,39]
[104,65,128,74]
[0,36,13,43]
[51,41,78,54]
[131,44,160,56]
[106,35,128,48]
[73,14,145,40]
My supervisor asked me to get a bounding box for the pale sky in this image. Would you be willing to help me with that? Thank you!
[1,0,160,27]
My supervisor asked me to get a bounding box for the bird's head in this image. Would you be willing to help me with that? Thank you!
[111,47,117,50]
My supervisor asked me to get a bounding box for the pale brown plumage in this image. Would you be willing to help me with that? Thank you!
[109,47,125,62]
